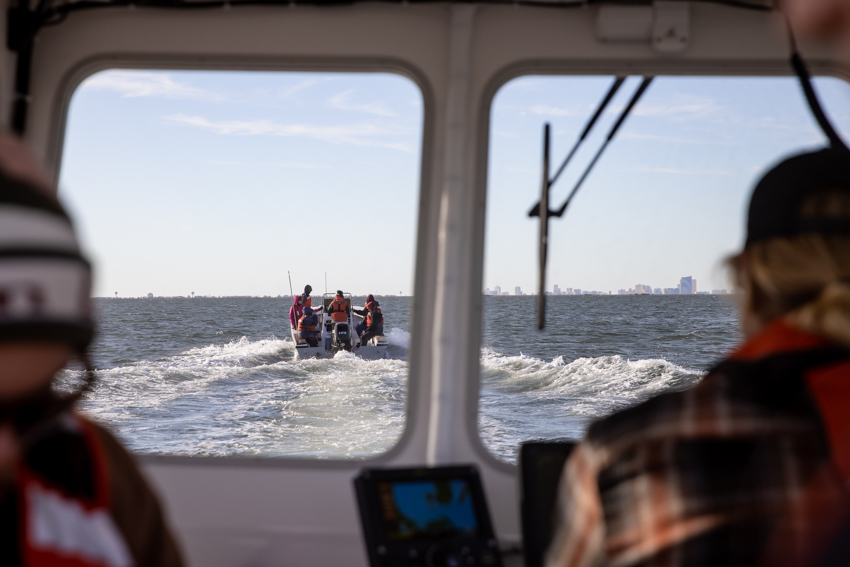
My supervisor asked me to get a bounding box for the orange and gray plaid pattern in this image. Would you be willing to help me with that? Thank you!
[546,321,850,567]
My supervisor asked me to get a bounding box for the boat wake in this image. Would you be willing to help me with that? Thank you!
[479,348,703,460]
[70,331,701,462]
[73,331,409,458]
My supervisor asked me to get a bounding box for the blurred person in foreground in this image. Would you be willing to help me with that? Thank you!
[0,135,183,566]
[546,148,850,567]
[785,0,850,55]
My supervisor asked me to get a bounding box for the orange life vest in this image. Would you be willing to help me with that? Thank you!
[20,414,134,567]
[298,315,315,332]
[329,296,349,322]
[366,308,383,328]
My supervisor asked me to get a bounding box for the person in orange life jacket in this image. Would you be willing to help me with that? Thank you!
[0,135,183,567]
[298,307,320,347]
[356,301,384,346]
[289,295,304,329]
[327,290,350,323]
[547,148,850,567]
[353,294,376,337]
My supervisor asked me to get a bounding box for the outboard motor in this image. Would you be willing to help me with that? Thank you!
[332,322,352,352]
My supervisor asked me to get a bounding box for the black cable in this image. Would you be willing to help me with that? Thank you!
[551,76,653,218]
[529,76,624,217]
[785,21,849,153]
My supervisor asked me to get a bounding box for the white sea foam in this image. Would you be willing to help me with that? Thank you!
[386,328,409,349]
[71,330,703,462]
[73,332,408,458]
[478,350,703,459]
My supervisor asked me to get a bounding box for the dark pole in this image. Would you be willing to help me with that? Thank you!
[8,0,37,135]
[537,124,550,330]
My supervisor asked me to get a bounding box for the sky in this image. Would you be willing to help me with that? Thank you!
[60,70,423,298]
[487,75,850,294]
[59,70,850,297]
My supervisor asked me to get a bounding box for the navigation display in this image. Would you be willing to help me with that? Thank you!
[377,480,479,541]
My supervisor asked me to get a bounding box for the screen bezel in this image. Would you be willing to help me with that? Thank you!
[355,465,499,550]
[519,441,576,567]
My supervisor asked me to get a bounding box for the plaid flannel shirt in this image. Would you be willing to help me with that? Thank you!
[546,320,850,567]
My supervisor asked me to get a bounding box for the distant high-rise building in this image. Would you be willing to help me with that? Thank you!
[515,286,522,296]
[565,287,573,295]
[693,279,698,294]
[574,289,581,295]
[680,276,693,295]
[665,288,679,295]
[553,284,561,295]
[635,284,652,295]
[654,288,662,295]
[494,286,501,295]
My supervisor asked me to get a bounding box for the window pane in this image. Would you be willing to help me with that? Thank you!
[481,75,850,462]
[60,70,421,458]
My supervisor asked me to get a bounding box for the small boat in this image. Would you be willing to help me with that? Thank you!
[291,293,388,360]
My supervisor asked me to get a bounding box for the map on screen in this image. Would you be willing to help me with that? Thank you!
[378,480,479,541]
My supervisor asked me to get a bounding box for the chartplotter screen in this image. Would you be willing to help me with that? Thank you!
[377,480,479,541]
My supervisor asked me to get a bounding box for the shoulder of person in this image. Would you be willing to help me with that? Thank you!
[586,362,820,452]
[84,419,185,567]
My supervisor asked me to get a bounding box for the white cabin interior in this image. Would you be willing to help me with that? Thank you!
[2,1,844,565]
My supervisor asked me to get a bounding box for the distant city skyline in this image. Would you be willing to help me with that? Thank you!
[484,276,728,296]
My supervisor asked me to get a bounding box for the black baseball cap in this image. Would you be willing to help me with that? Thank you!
[746,148,850,247]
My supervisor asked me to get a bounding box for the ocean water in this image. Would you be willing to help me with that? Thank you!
[73,295,741,462]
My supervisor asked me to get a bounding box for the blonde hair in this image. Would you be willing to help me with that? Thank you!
[733,190,850,346]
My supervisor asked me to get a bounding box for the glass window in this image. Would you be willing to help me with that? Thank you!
[481,74,850,462]
[60,69,422,458]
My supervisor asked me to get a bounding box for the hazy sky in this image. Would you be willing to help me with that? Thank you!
[60,70,422,297]
[59,70,850,297]
[487,75,850,294]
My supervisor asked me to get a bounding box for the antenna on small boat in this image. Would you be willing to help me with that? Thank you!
[288,271,293,297]
[532,76,653,330]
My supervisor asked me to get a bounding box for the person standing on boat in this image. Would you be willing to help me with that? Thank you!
[327,290,350,323]
[289,295,305,329]
[547,149,850,567]
[0,135,184,567]
[298,307,320,347]
[299,285,314,309]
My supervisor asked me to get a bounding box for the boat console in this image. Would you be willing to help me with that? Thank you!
[355,466,502,567]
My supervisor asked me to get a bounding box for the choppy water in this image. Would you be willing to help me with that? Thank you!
[479,295,740,459]
[74,295,740,462]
